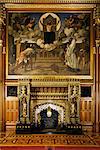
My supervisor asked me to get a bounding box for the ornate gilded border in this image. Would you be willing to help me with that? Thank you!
[1,0,100,4]
[5,4,96,9]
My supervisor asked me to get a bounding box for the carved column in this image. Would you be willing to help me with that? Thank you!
[93,4,100,132]
[18,79,31,124]
[0,4,5,131]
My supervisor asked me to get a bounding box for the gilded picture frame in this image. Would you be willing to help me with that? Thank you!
[6,4,94,79]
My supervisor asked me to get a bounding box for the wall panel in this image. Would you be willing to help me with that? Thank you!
[5,96,94,131]
[80,97,94,131]
[6,97,18,129]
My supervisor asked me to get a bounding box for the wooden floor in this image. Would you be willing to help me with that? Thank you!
[0,131,100,148]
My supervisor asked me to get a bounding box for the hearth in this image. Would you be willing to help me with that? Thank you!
[40,108,58,129]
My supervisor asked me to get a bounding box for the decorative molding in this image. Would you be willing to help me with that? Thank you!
[31,81,79,87]
[0,0,100,4]
[31,78,80,87]
[5,3,96,9]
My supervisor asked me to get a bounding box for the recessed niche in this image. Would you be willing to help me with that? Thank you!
[81,86,91,97]
[7,86,17,97]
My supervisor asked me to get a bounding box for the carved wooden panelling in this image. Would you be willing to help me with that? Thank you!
[5,97,93,128]
[6,98,18,126]
[80,98,93,124]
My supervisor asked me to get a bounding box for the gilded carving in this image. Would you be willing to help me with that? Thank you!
[93,5,100,48]
[17,79,80,125]
[1,0,99,4]
[18,80,30,123]
[5,3,96,9]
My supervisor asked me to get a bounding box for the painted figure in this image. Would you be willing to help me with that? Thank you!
[65,38,79,71]
[44,22,55,44]
[8,12,90,75]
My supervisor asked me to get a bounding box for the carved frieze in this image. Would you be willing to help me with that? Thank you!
[0,0,99,4]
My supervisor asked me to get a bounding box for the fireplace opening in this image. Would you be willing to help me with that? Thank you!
[40,108,58,129]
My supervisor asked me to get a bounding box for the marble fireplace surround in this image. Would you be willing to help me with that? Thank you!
[33,102,66,125]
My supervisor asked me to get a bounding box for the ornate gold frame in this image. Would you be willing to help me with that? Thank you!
[6,4,94,80]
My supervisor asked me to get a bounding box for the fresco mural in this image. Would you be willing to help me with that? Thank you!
[7,12,91,76]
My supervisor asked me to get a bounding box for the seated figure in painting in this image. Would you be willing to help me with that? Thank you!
[44,21,55,44]
[41,15,56,44]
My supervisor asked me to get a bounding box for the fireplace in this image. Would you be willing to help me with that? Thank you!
[16,79,82,134]
[34,103,66,128]
[40,108,58,129]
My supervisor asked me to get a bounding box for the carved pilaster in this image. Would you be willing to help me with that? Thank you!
[94,5,100,42]
[18,79,30,124]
